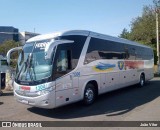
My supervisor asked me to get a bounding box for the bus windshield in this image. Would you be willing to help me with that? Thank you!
[16,39,55,82]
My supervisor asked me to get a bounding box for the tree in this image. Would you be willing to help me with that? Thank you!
[0,40,20,55]
[0,40,21,68]
[129,5,157,45]
[119,28,130,39]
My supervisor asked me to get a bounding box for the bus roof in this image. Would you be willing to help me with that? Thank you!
[27,30,150,49]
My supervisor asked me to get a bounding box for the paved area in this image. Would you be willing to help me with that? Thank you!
[0,77,160,129]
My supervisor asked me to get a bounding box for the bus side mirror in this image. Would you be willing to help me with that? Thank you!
[6,46,23,65]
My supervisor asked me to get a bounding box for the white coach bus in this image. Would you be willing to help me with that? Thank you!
[12,30,154,109]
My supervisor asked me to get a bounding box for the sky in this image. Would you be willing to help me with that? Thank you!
[0,0,154,36]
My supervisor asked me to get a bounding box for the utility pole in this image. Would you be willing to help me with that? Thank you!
[156,9,159,65]
[154,0,160,73]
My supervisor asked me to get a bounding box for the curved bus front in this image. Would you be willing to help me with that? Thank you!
[13,35,87,109]
[14,81,56,109]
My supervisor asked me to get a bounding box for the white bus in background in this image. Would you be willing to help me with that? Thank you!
[11,30,154,109]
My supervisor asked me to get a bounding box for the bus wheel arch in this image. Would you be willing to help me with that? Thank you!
[139,72,145,87]
[83,80,98,105]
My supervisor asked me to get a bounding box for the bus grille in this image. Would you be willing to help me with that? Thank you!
[15,90,39,97]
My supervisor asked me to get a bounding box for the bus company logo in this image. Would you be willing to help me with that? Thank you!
[36,84,46,91]
[118,61,124,70]
[35,42,49,49]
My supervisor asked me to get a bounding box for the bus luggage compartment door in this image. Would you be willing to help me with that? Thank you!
[106,72,120,91]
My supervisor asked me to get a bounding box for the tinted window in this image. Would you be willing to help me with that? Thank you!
[56,50,71,72]
[135,46,143,60]
[53,35,86,79]
[124,45,136,60]
[134,46,153,60]
[84,38,125,64]
[145,48,153,60]
[58,35,87,68]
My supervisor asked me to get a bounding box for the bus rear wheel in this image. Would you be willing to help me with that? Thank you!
[139,74,145,87]
[83,84,96,105]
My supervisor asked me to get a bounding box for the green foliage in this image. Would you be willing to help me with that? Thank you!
[129,6,157,44]
[119,0,160,65]
[10,59,18,68]
[0,40,21,55]
[119,28,131,39]
[0,40,21,68]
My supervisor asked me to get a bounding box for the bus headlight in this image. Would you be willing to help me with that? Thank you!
[36,87,54,96]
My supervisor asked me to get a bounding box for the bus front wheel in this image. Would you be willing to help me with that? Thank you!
[83,84,96,105]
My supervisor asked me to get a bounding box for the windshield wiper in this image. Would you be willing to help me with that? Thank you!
[16,53,30,80]
[17,43,35,81]
[27,54,36,81]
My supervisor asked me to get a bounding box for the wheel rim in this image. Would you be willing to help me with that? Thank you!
[85,88,94,102]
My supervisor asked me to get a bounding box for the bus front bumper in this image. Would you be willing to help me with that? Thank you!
[14,90,55,109]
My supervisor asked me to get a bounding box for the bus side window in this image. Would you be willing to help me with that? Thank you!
[56,50,72,72]
[124,48,129,59]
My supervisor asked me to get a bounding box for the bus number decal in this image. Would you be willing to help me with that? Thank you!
[36,84,46,91]
[73,72,80,77]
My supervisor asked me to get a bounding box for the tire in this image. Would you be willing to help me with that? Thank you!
[83,84,96,105]
[139,74,145,87]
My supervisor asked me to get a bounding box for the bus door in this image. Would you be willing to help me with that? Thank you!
[54,45,79,107]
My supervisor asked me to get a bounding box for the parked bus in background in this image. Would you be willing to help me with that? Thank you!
[10,30,154,109]
[0,58,9,92]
